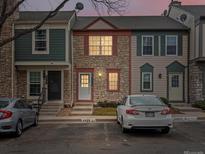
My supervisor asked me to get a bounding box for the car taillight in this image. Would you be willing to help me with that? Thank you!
[126,109,139,115]
[161,108,171,115]
[0,110,13,120]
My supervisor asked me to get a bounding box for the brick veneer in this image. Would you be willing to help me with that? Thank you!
[73,32,130,103]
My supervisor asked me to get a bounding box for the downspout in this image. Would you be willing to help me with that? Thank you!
[71,31,74,107]
[11,23,14,98]
[187,30,190,104]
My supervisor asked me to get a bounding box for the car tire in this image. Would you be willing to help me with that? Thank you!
[121,117,129,133]
[161,127,170,134]
[116,112,120,124]
[15,120,23,137]
[33,115,38,127]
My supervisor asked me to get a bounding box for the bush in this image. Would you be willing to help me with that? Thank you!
[192,101,205,110]
[160,97,171,107]
[95,100,118,108]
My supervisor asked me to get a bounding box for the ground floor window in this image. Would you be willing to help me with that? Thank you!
[107,70,120,92]
[142,72,152,91]
[29,72,41,96]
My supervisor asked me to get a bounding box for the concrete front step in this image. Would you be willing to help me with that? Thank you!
[40,109,59,112]
[40,112,58,116]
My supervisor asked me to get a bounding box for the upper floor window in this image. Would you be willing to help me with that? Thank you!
[89,36,113,56]
[142,36,154,56]
[166,35,178,56]
[33,29,49,54]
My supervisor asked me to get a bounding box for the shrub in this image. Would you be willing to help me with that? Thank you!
[192,101,205,110]
[96,100,118,108]
[160,97,171,107]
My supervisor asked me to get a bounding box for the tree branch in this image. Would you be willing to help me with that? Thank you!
[0,0,69,47]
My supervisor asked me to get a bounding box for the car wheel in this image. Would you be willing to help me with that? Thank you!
[116,112,120,124]
[161,127,170,134]
[33,115,38,127]
[121,117,129,133]
[15,120,23,137]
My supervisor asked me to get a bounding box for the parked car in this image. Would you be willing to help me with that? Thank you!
[0,98,38,137]
[117,95,173,134]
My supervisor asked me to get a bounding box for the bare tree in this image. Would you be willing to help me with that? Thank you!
[0,0,127,48]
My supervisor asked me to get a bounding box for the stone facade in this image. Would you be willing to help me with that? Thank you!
[0,0,19,98]
[64,70,72,105]
[73,32,130,103]
[189,62,204,102]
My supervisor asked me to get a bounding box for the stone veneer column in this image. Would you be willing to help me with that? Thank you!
[189,62,204,103]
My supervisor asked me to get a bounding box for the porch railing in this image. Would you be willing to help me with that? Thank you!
[35,87,46,115]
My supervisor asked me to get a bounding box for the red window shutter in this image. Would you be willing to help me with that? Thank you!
[84,35,89,56]
[112,35,118,56]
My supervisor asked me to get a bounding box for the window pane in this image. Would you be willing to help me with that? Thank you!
[89,36,112,56]
[143,36,153,55]
[167,36,177,55]
[142,73,152,90]
[35,30,47,52]
[108,72,118,91]
[172,75,179,87]
[30,84,41,96]
[80,75,89,88]
[29,72,41,96]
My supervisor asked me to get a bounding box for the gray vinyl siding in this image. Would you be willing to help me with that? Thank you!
[15,29,66,61]
[131,34,188,102]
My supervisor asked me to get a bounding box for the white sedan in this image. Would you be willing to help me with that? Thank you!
[117,95,173,134]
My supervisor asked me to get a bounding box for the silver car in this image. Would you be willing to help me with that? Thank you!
[117,95,173,134]
[0,98,38,137]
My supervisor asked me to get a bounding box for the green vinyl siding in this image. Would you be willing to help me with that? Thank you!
[15,29,66,61]
[134,31,184,57]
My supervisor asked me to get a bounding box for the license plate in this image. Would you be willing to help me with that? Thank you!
[145,112,155,117]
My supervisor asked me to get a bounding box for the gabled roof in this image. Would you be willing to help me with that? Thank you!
[17,11,75,23]
[72,16,189,31]
[175,5,205,19]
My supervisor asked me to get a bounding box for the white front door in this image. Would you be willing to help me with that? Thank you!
[168,73,183,101]
[78,73,92,101]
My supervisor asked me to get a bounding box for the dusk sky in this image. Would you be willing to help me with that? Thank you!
[22,0,205,16]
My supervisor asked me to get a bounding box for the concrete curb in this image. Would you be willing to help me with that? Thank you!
[38,115,205,124]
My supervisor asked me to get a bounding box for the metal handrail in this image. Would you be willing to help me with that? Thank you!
[37,87,46,114]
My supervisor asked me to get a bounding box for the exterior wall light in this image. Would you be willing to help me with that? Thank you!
[98,73,102,77]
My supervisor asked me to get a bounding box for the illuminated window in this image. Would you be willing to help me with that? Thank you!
[89,36,112,55]
[80,74,89,88]
[108,71,119,91]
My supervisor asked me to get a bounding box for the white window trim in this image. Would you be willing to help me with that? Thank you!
[32,29,49,55]
[142,35,154,56]
[27,70,43,99]
[142,72,153,91]
[165,35,178,56]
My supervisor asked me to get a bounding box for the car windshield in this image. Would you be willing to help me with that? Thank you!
[0,101,10,109]
[130,96,165,106]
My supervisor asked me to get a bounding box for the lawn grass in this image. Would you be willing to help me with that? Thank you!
[93,107,116,116]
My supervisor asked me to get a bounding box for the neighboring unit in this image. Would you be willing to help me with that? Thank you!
[167,1,205,102]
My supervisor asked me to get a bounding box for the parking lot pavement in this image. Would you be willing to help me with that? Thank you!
[0,122,205,154]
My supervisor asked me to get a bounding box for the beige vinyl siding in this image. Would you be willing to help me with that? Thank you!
[131,35,188,102]
[203,24,205,57]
